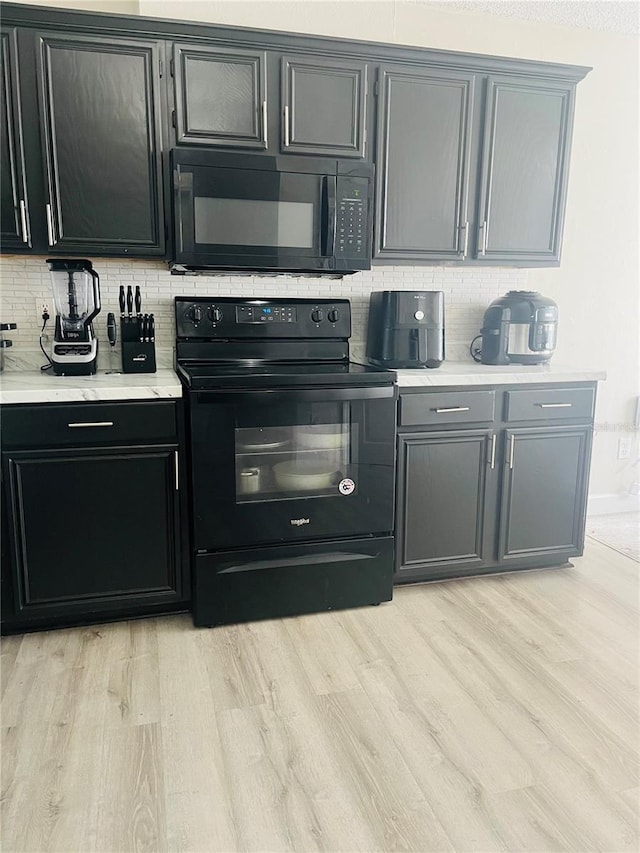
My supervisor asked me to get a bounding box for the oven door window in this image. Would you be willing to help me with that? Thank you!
[235,403,352,503]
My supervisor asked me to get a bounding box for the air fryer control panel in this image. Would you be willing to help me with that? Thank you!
[175,296,351,339]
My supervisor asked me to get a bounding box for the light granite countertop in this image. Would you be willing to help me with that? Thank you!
[0,369,183,405]
[395,361,606,388]
[0,361,606,405]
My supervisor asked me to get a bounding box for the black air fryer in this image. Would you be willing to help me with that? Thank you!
[366,291,444,369]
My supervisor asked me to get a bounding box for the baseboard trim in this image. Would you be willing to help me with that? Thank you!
[587,493,640,516]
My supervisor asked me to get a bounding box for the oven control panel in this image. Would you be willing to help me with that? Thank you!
[175,296,351,339]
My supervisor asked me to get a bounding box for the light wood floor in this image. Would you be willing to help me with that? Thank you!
[2,538,639,853]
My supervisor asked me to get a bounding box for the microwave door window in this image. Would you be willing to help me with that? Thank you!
[187,166,323,257]
[194,197,314,249]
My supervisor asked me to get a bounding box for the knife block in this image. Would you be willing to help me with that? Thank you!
[120,318,156,374]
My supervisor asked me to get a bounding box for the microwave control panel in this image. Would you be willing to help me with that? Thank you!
[336,177,369,259]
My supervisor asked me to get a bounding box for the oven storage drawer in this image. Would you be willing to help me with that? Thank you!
[400,390,496,426]
[504,387,596,422]
[1,401,178,448]
[193,535,394,627]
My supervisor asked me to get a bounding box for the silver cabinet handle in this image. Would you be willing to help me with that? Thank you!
[174,450,179,491]
[283,105,290,147]
[536,403,573,408]
[508,434,515,469]
[45,203,55,246]
[67,421,114,428]
[19,200,28,243]
[489,433,496,469]
[262,100,268,146]
[434,406,470,413]
[459,220,469,258]
[478,220,487,256]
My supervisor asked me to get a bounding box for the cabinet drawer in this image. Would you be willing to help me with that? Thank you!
[400,390,495,426]
[1,401,177,448]
[504,387,595,422]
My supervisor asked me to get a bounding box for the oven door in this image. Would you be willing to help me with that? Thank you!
[173,158,335,271]
[188,385,397,550]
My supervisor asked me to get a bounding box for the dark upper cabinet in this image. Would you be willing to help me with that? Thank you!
[374,67,578,266]
[171,47,368,158]
[375,66,475,260]
[35,32,165,255]
[476,76,575,263]
[172,43,267,149]
[499,425,592,561]
[281,55,367,158]
[0,27,30,250]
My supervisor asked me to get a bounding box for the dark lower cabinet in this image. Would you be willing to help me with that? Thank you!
[1,400,189,633]
[395,384,596,583]
[499,426,592,561]
[397,429,495,581]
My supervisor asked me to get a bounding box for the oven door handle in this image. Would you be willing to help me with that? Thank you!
[218,550,376,574]
[195,386,396,404]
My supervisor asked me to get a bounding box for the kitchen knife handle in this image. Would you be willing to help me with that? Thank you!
[135,285,141,315]
[119,285,126,316]
[149,314,155,342]
[107,312,117,347]
[126,285,133,316]
[139,314,144,342]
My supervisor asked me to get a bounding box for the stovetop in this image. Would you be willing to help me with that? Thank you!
[176,360,396,390]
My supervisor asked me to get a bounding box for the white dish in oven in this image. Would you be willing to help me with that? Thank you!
[295,425,348,449]
[273,460,337,490]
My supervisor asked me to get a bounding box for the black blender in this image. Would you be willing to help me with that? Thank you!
[47,258,101,375]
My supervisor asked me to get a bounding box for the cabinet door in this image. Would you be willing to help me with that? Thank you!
[475,76,575,263]
[0,27,30,250]
[35,32,164,255]
[4,446,183,619]
[396,429,496,581]
[499,426,592,561]
[375,67,475,260]
[173,43,267,149]
[281,55,367,158]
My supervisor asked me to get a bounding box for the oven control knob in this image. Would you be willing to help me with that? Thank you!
[311,309,324,323]
[327,308,340,323]
[187,305,203,325]
[208,307,223,323]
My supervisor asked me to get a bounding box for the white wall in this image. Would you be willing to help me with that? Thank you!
[1,0,638,505]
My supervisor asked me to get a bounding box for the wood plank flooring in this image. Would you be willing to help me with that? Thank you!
[2,537,639,852]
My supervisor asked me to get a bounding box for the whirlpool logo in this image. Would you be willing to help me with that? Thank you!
[290,517,310,527]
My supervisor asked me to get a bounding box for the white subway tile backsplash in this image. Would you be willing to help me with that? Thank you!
[0,255,529,367]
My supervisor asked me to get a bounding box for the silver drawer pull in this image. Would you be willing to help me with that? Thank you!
[19,200,28,243]
[509,434,516,469]
[536,403,573,408]
[489,433,496,469]
[434,406,471,413]
[67,421,114,428]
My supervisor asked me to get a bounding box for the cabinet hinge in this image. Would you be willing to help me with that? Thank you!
[171,110,176,128]
[170,58,175,77]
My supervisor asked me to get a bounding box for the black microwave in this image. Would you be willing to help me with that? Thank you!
[170,149,373,275]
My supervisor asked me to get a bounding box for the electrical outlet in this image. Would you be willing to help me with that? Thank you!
[36,299,50,320]
[617,437,632,460]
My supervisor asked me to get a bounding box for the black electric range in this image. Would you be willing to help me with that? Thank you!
[175,296,398,628]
